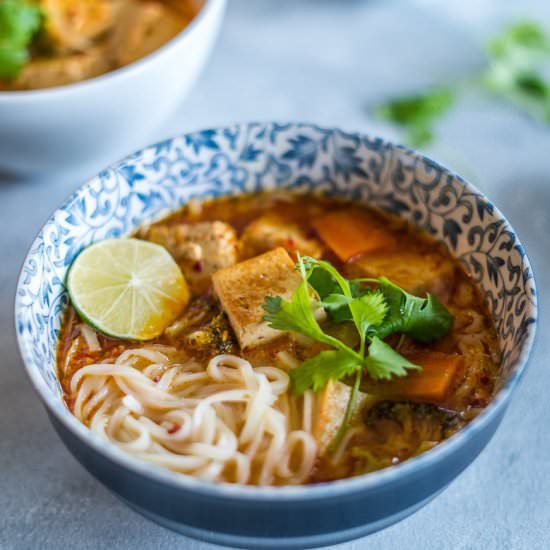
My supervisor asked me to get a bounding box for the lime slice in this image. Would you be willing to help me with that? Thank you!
[67,238,190,340]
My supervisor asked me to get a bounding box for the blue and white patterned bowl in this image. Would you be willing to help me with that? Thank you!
[15,123,537,549]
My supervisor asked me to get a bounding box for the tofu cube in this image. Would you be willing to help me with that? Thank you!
[212,247,301,349]
[241,215,323,260]
[42,0,115,51]
[354,251,455,300]
[314,380,368,454]
[13,48,111,90]
[145,221,238,292]
[110,1,186,66]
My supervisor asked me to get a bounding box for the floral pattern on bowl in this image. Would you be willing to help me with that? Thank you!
[16,122,537,412]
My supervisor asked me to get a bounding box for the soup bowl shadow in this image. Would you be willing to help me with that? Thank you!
[15,123,537,549]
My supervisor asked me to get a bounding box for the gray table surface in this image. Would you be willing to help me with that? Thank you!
[2,1,550,548]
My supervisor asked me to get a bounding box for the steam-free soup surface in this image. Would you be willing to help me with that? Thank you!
[57,193,501,485]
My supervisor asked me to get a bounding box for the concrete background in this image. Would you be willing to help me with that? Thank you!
[1,1,549,548]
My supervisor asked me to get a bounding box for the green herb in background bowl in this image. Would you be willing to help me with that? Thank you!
[0,0,42,79]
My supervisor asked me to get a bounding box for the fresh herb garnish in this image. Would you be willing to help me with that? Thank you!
[375,88,455,147]
[374,276,454,342]
[262,259,360,357]
[363,336,421,380]
[291,350,361,395]
[309,265,376,323]
[262,256,454,448]
[0,0,42,80]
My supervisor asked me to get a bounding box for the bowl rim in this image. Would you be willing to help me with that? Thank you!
[15,122,538,501]
[0,0,224,102]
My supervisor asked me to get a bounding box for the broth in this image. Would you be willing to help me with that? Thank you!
[57,193,501,485]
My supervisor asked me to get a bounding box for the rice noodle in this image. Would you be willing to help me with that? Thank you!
[69,348,317,485]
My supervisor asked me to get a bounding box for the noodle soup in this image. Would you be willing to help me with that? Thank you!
[57,193,501,486]
[0,0,198,91]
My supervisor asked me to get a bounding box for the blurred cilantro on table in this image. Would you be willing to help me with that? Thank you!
[375,20,550,146]
[376,88,455,147]
[0,0,42,80]
[484,21,550,123]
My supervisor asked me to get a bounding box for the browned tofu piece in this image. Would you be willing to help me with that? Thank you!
[12,48,112,90]
[109,1,186,66]
[163,0,197,19]
[212,248,301,349]
[144,222,238,293]
[314,381,368,454]
[241,215,323,260]
[39,0,116,52]
[354,251,455,300]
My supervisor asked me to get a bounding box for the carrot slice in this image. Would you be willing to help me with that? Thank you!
[312,210,396,261]
[369,351,461,402]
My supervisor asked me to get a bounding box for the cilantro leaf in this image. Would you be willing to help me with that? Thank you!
[314,278,372,322]
[307,267,340,299]
[515,72,550,100]
[262,288,325,343]
[488,20,549,59]
[290,350,362,394]
[0,45,26,77]
[320,293,353,322]
[376,277,454,342]
[364,336,421,380]
[262,258,359,356]
[375,88,455,146]
[304,259,389,354]
[347,290,388,341]
[0,0,42,79]
[303,257,351,297]
[484,21,550,123]
[404,292,454,341]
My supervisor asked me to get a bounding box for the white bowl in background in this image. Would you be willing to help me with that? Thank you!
[0,0,226,178]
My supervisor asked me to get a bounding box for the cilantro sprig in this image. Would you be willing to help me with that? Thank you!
[262,258,362,359]
[375,20,550,146]
[262,256,454,448]
[484,21,550,123]
[0,0,42,80]
[374,276,454,342]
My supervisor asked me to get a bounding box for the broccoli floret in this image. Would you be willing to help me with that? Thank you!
[312,400,467,481]
[334,401,467,476]
[185,313,236,355]
[363,401,465,443]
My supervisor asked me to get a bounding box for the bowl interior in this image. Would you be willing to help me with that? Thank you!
[16,122,537,440]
